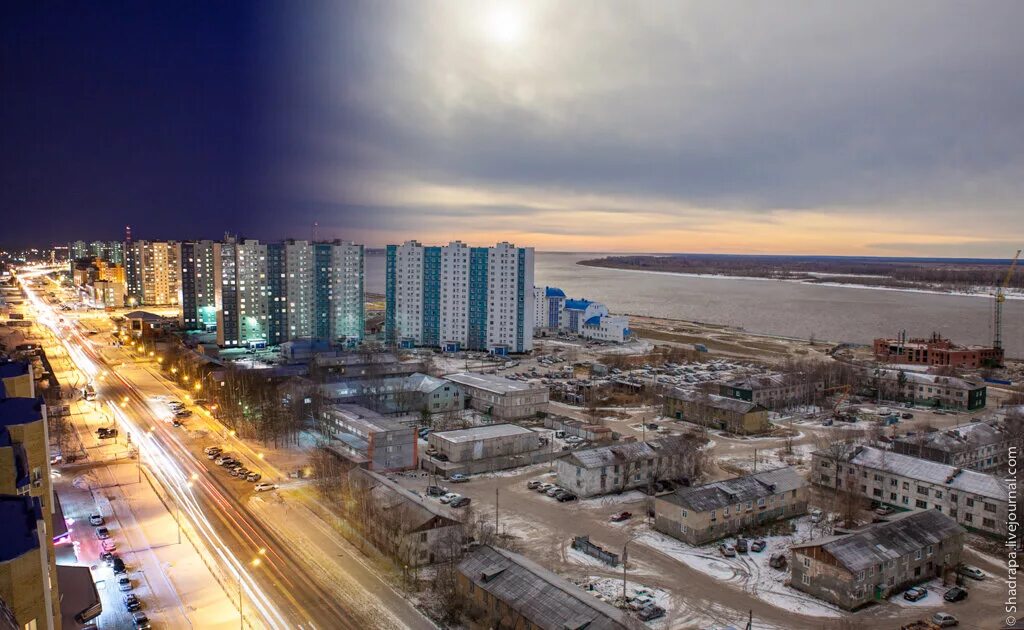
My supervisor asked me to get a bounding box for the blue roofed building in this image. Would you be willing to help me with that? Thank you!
[532,287,631,342]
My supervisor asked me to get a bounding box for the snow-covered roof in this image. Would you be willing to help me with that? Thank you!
[567,437,682,470]
[891,421,1006,454]
[792,509,963,573]
[661,467,805,513]
[818,445,1010,502]
[458,545,643,630]
[665,388,764,414]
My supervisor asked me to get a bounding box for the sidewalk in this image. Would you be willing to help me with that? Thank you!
[57,447,242,630]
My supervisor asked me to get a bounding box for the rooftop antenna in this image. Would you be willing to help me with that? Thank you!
[312,221,319,242]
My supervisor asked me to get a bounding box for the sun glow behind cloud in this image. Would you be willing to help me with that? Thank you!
[275,2,1024,256]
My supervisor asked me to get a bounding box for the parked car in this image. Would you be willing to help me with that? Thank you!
[118,577,132,592]
[204,446,222,456]
[637,605,666,621]
[112,558,127,575]
[556,492,577,502]
[97,428,118,439]
[750,539,766,553]
[172,419,185,428]
[769,552,787,569]
[902,413,914,419]
[536,483,553,493]
[246,472,261,483]
[89,514,104,526]
[450,496,472,508]
[609,511,632,522]
[101,539,117,552]
[526,480,541,490]
[903,586,928,602]
[449,473,469,483]
[95,527,110,540]
[174,409,192,418]
[810,508,823,523]
[440,493,460,504]
[943,587,967,602]
[254,482,278,492]
[207,451,221,460]
[874,505,895,516]
[931,612,959,627]
[735,538,748,553]
[426,485,448,497]
[434,453,449,462]
[100,552,115,566]
[957,565,985,580]
[719,544,736,557]
[124,593,141,613]
[545,486,564,497]
[132,611,151,629]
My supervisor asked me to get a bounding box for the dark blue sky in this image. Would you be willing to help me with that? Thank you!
[3,3,1022,255]
[0,2,278,247]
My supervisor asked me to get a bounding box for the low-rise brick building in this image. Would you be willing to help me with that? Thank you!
[791,509,964,610]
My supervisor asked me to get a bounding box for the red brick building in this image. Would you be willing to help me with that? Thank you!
[873,333,1003,368]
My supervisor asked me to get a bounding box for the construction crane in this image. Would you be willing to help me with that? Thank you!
[994,249,1021,353]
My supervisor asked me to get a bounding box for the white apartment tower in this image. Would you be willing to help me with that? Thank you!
[385,241,534,354]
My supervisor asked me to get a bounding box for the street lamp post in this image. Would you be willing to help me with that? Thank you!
[622,534,639,605]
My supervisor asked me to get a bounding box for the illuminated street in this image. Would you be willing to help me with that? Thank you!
[16,266,432,630]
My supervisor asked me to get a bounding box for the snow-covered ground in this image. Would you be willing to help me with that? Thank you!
[635,517,846,618]
[572,575,672,627]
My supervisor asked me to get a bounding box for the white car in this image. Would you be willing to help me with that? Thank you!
[440,493,460,504]
[810,508,823,523]
[254,482,278,492]
[957,565,986,580]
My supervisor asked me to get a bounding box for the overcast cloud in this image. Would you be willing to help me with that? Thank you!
[265,1,1024,255]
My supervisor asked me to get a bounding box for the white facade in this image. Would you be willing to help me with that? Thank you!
[440,241,470,347]
[387,241,534,353]
[580,314,631,342]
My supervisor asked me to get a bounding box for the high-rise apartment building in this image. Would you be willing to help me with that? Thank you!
[125,240,180,306]
[68,241,89,261]
[214,238,269,347]
[213,238,363,347]
[69,241,123,265]
[89,241,123,264]
[177,240,217,330]
[385,241,534,354]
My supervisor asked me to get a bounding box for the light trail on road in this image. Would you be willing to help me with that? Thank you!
[16,268,294,629]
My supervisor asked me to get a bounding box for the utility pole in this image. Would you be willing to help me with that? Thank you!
[495,488,499,537]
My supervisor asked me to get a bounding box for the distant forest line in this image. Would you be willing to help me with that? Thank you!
[578,254,1024,291]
